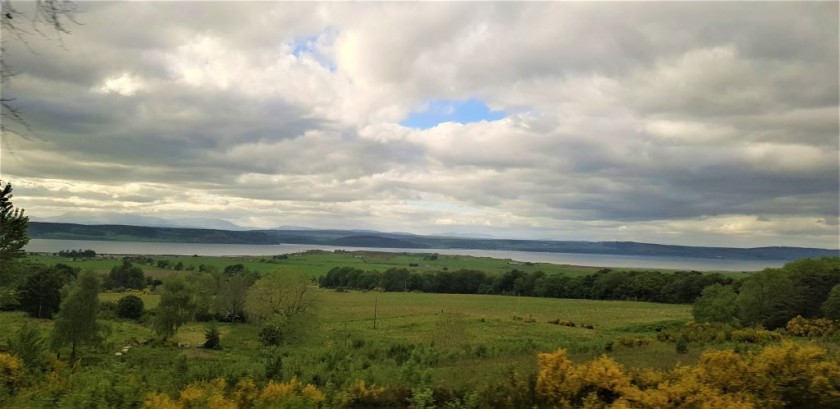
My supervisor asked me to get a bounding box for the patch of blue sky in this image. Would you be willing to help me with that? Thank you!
[289,27,337,72]
[400,98,506,130]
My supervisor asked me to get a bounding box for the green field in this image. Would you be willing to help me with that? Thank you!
[3,288,694,391]
[28,250,749,280]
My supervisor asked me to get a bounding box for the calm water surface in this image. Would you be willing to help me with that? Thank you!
[26,239,782,272]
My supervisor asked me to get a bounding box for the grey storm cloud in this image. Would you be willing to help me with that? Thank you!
[1,1,837,248]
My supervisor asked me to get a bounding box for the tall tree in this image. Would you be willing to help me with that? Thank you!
[692,284,738,325]
[51,270,106,361]
[737,269,803,329]
[0,181,30,310]
[105,259,145,290]
[246,272,318,346]
[823,284,840,321]
[245,272,318,322]
[18,265,67,318]
[0,181,29,264]
[153,277,196,341]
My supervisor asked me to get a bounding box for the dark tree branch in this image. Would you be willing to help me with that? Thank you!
[1,0,77,138]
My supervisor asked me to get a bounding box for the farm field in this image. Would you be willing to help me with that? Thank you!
[27,250,750,280]
[3,289,696,390]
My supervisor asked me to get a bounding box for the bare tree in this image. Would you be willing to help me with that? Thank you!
[1,0,78,137]
[245,272,318,322]
[245,272,319,346]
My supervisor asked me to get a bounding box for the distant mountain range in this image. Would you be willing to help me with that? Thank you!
[27,221,839,262]
[32,212,249,231]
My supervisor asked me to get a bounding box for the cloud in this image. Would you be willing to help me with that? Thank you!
[1,2,837,248]
[95,73,145,96]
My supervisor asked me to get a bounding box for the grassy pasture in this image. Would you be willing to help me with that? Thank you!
[27,250,748,280]
[78,288,694,387]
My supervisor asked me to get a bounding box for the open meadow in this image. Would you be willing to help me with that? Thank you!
[2,288,697,396]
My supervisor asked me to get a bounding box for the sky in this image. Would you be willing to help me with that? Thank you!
[1,1,838,248]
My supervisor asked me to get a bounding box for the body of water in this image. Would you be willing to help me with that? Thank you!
[25,239,783,272]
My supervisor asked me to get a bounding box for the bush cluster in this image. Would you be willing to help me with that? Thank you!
[535,342,840,408]
[785,315,837,337]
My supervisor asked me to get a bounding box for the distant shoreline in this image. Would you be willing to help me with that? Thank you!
[25,238,801,272]
[28,221,839,262]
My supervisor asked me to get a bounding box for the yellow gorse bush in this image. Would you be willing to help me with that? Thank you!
[0,352,24,391]
[786,315,837,337]
[143,377,325,409]
[537,342,840,409]
[342,379,389,405]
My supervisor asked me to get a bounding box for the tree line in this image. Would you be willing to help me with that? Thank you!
[692,257,840,329]
[57,249,96,258]
[319,267,734,304]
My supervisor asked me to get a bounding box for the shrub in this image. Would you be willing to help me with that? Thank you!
[387,343,414,365]
[5,323,47,373]
[203,324,221,350]
[615,337,652,348]
[535,342,840,408]
[786,315,837,337]
[258,324,286,347]
[548,319,576,327]
[658,321,735,344]
[342,380,410,407]
[0,352,24,393]
[675,340,688,354]
[116,295,145,320]
[730,328,781,344]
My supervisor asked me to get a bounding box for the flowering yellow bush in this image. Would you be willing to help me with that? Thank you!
[536,342,840,409]
[342,379,388,405]
[144,377,324,409]
[747,342,840,408]
[786,315,837,337]
[0,352,24,391]
[143,392,181,409]
[730,328,781,344]
[232,378,258,408]
[254,377,324,407]
[536,348,579,407]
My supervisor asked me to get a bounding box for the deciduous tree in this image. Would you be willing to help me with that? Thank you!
[822,284,840,321]
[737,269,803,329]
[153,277,196,341]
[692,284,738,325]
[18,265,67,318]
[246,272,318,346]
[51,270,106,361]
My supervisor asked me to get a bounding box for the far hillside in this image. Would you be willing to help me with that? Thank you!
[28,222,839,261]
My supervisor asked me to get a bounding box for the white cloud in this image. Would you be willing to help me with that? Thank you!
[2,2,838,248]
[95,72,145,96]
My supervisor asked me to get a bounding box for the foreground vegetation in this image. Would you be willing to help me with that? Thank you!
[3,250,840,408]
[1,290,839,408]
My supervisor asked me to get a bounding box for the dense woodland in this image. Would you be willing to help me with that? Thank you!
[320,266,734,304]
